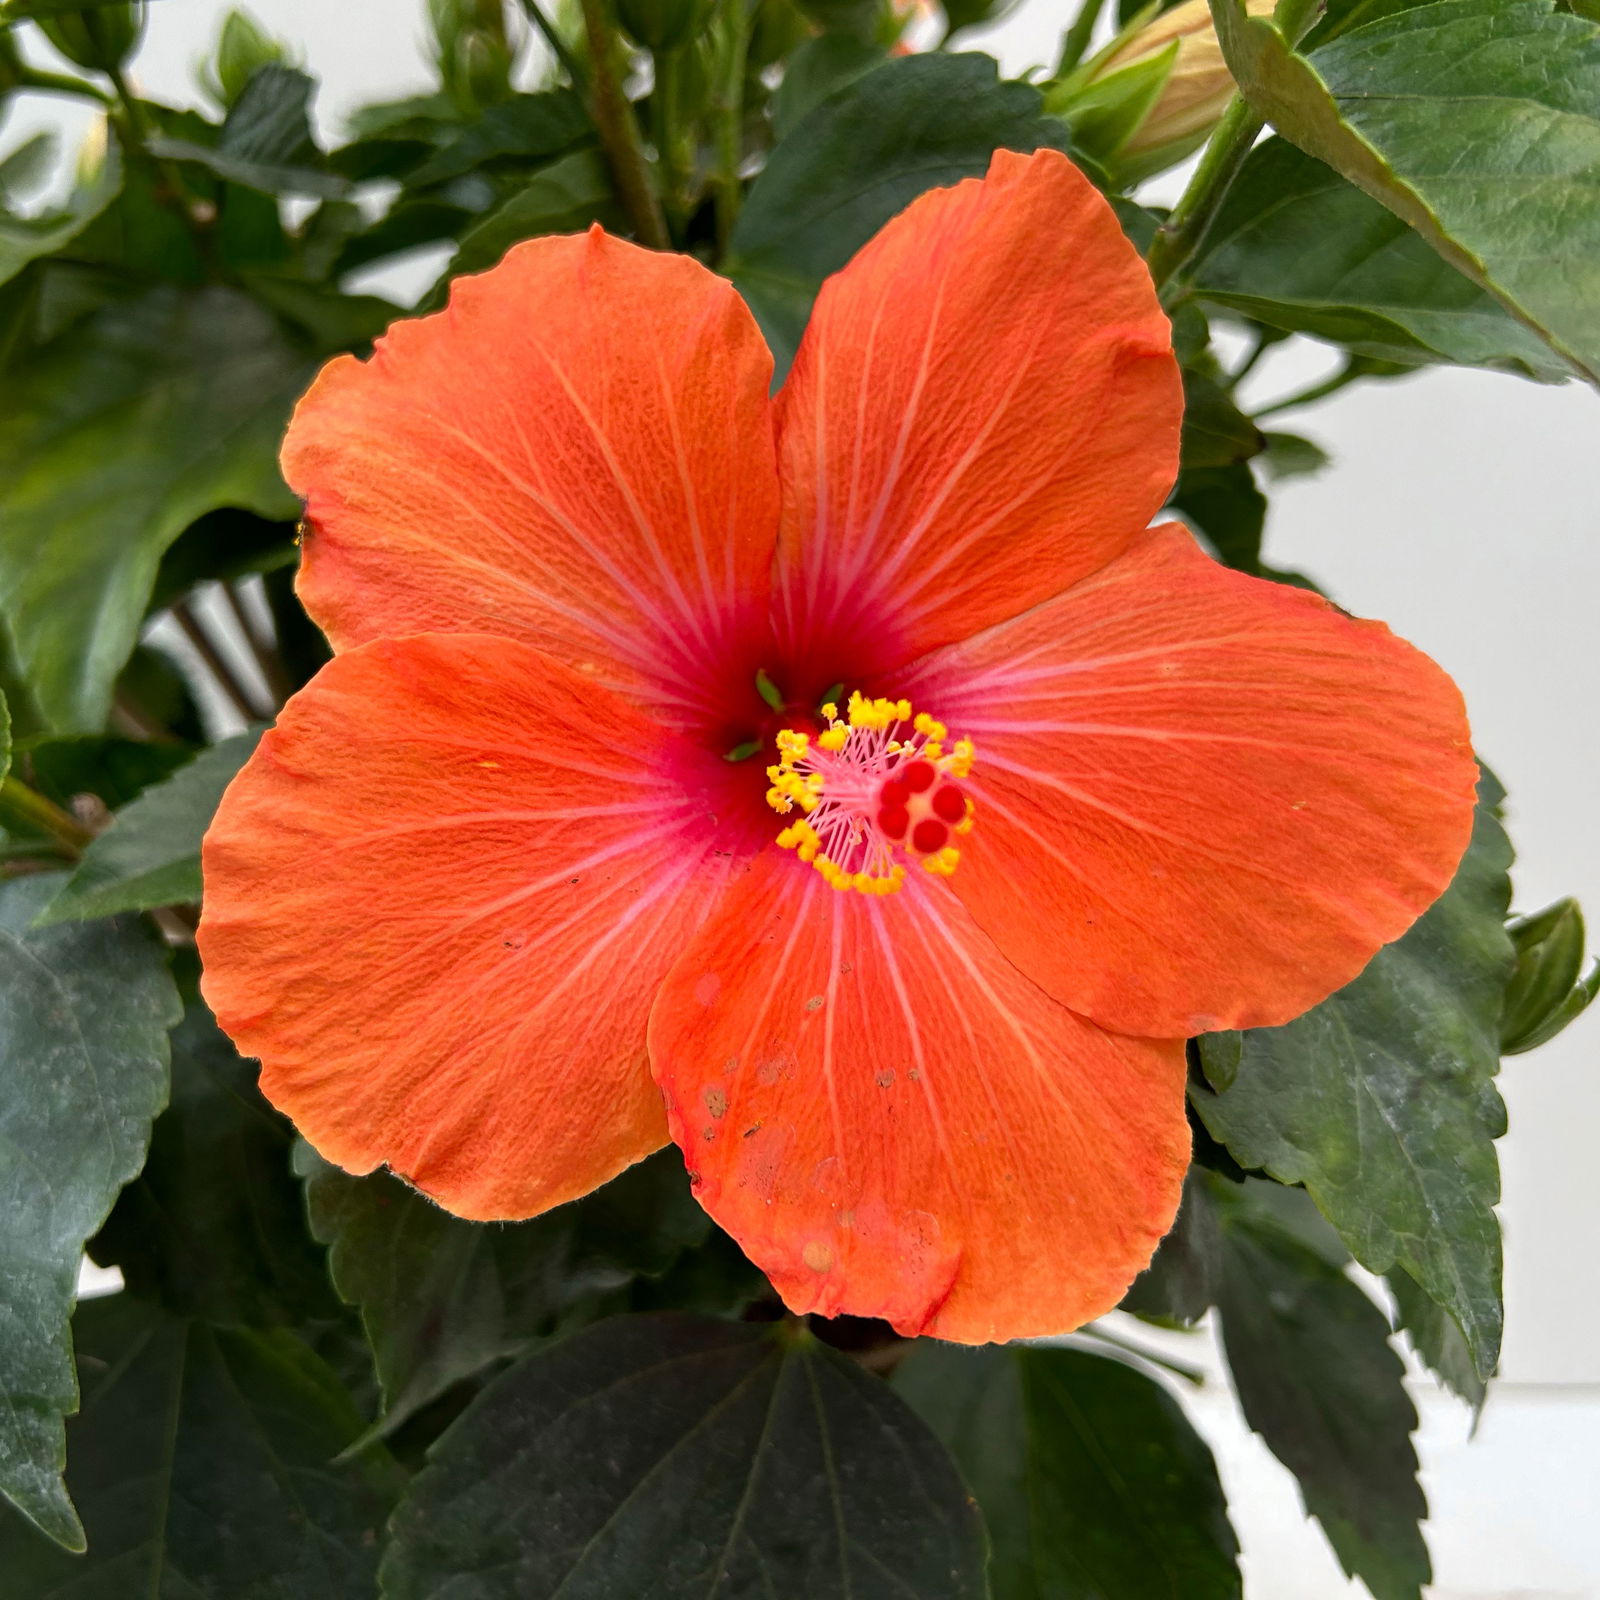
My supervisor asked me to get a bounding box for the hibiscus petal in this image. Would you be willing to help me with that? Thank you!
[647,853,1189,1342]
[905,525,1479,1037]
[199,632,744,1220]
[283,228,779,732]
[772,147,1180,684]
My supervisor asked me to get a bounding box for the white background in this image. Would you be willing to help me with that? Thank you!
[6,1,1597,1593]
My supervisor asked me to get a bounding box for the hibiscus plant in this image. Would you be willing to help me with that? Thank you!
[1,0,1596,1595]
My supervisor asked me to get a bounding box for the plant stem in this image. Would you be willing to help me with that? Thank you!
[711,10,749,262]
[1253,355,1364,417]
[221,579,291,708]
[171,597,271,724]
[104,60,208,237]
[17,67,113,104]
[1056,0,1109,75]
[0,777,93,858]
[1145,0,1325,295]
[577,0,670,250]
[518,0,587,88]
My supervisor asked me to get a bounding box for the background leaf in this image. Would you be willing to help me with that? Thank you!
[1192,775,1515,1378]
[896,1341,1241,1599]
[36,730,261,924]
[1207,0,1600,382]
[380,1314,987,1600]
[1191,137,1571,378]
[0,876,179,1550]
[297,1147,711,1434]
[0,286,311,733]
[726,51,1067,372]
[0,1295,398,1596]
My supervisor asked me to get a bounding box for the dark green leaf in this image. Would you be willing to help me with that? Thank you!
[150,65,349,198]
[1181,367,1265,468]
[1121,1168,1223,1326]
[148,507,298,612]
[90,996,346,1329]
[1190,138,1569,379]
[1388,1266,1486,1412]
[0,1295,398,1596]
[297,1147,710,1433]
[726,52,1068,373]
[23,736,192,813]
[1169,461,1266,572]
[406,88,592,187]
[1210,1176,1430,1599]
[1207,0,1600,382]
[0,876,180,1549]
[1193,774,1514,1377]
[0,285,311,733]
[1259,429,1331,482]
[36,731,260,924]
[770,34,886,139]
[381,1314,986,1599]
[896,1341,1241,1599]
[443,149,621,280]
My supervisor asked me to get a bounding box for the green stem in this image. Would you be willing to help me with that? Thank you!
[652,47,687,227]
[1056,0,1109,75]
[1144,0,1325,295]
[0,777,92,858]
[517,0,587,88]
[577,0,670,250]
[711,10,749,262]
[16,68,113,104]
[105,61,207,237]
[1253,356,1363,418]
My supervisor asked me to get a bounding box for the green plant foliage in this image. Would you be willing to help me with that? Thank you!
[296,1147,713,1434]
[726,52,1068,369]
[0,145,122,290]
[1208,1178,1431,1600]
[380,1314,987,1599]
[1180,367,1265,467]
[1501,897,1600,1053]
[1207,0,1600,382]
[0,1294,399,1595]
[1193,774,1514,1379]
[0,286,310,734]
[0,875,180,1550]
[89,994,348,1330]
[1388,1265,1486,1411]
[446,148,622,278]
[36,731,260,924]
[896,1340,1242,1599]
[1191,138,1571,377]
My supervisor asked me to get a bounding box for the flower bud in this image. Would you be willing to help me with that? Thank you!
[1050,0,1275,185]
[207,9,290,109]
[36,2,145,73]
[428,0,515,112]
[615,0,713,53]
[1502,898,1599,1054]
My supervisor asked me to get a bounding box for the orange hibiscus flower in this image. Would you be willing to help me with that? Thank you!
[198,149,1476,1343]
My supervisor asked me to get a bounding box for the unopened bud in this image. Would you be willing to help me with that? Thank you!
[36,2,145,73]
[1050,0,1276,185]
[207,9,290,108]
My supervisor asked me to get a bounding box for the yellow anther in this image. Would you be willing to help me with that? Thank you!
[913,712,948,742]
[820,702,837,721]
[817,725,848,752]
[923,846,961,878]
[948,738,975,779]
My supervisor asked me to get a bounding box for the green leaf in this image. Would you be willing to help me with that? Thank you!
[0,1295,399,1595]
[443,148,621,280]
[1209,1176,1431,1599]
[1190,138,1570,379]
[381,1315,986,1599]
[1121,1168,1224,1327]
[1169,461,1266,572]
[1259,429,1331,482]
[151,64,349,198]
[1193,773,1514,1378]
[1206,0,1600,382]
[406,87,592,187]
[296,1147,711,1434]
[90,994,346,1330]
[0,147,121,292]
[35,731,261,924]
[24,735,193,814]
[0,688,10,786]
[1181,368,1265,468]
[726,52,1068,373]
[770,34,886,139]
[896,1341,1241,1599]
[1387,1265,1486,1413]
[0,285,311,733]
[0,876,180,1550]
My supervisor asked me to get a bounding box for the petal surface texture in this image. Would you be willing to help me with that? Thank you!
[283,229,779,732]
[199,632,741,1219]
[773,147,1181,683]
[648,855,1190,1342]
[905,525,1479,1038]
